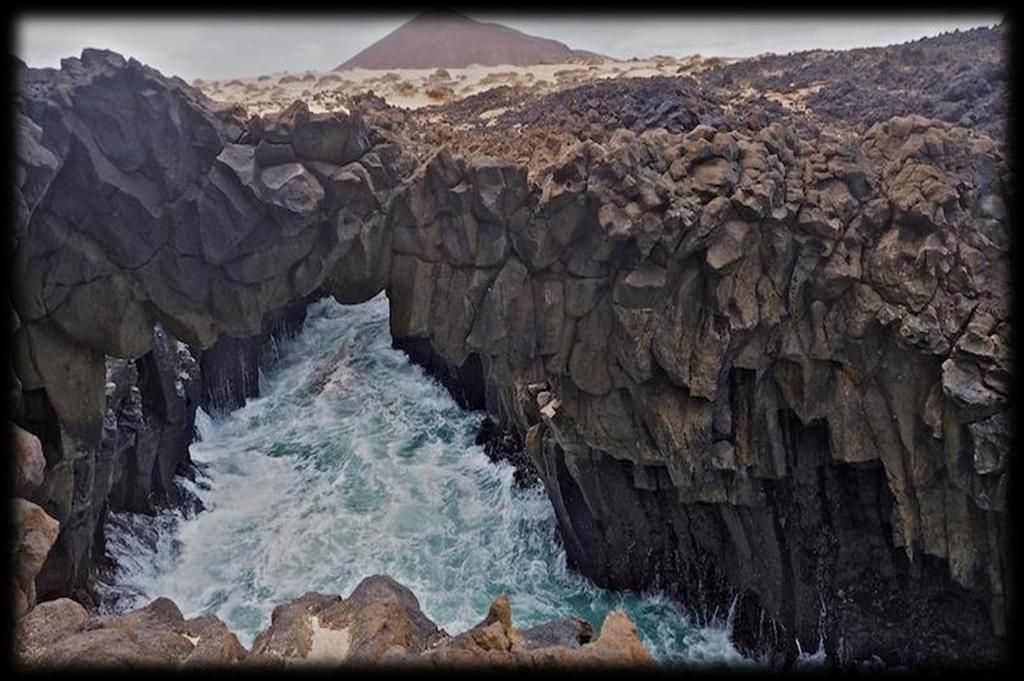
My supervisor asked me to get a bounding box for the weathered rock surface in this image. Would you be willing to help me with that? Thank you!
[10,28,1011,669]
[361,110,1011,668]
[15,596,246,668]
[23,323,203,605]
[11,423,46,496]
[198,290,323,414]
[10,499,60,618]
[476,416,540,487]
[11,50,402,602]
[702,23,1008,141]
[245,576,651,668]
[249,575,445,666]
[410,597,653,668]
[15,576,651,669]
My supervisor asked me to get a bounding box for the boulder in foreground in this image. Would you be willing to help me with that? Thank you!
[15,574,653,669]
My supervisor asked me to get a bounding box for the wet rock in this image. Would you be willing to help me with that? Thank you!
[197,334,261,415]
[199,293,316,414]
[476,416,539,487]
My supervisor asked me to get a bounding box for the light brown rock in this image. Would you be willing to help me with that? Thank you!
[11,423,45,496]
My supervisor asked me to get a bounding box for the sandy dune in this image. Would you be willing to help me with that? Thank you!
[193,55,726,117]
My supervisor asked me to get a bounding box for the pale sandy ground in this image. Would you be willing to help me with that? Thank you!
[737,83,825,114]
[193,55,731,116]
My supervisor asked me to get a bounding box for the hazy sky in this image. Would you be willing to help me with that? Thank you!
[16,13,1003,81]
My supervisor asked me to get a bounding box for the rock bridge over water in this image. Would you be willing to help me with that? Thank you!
[11,49,1011,666]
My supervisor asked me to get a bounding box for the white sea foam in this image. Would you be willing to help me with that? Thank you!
[100,293,751,664]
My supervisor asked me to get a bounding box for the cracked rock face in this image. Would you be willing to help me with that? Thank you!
[22,323,204,604]
[12,50,402,603]
[382,116,1010,666]
[10,28,1010,669]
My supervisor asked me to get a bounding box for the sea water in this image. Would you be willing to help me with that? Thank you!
[98,294,756,665]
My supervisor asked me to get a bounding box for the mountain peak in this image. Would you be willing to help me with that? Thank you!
[408,9,473,23]
[337,13,601,70]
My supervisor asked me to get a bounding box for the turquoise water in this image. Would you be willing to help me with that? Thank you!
[101,294,753,665]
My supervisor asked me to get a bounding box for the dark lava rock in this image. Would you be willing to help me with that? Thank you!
[476,416,539,488]
[701,23,1008,141]
[199,289,325,414]
[495,76,724,136]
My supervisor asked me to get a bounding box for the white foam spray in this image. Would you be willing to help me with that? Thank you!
[99,294,752,664]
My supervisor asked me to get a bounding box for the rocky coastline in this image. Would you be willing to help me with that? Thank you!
[16,574,652,668]
[9,23,1011,669]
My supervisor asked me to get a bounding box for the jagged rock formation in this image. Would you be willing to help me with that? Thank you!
[11,49,405,602]
[476,416,539,487]
[702,23,1008,141]
[15,575,652,668]
[337,11,601,70]
[10,27,1011,669]
[198,292,321,414]
[20,321,204,604]
[494,75,726,135]
[376,120,1011,667]
[15,595,247,668]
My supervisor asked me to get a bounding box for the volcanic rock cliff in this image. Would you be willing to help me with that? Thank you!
[9,26,1012,669]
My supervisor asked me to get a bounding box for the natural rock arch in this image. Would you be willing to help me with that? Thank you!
[11,49,1011,666]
